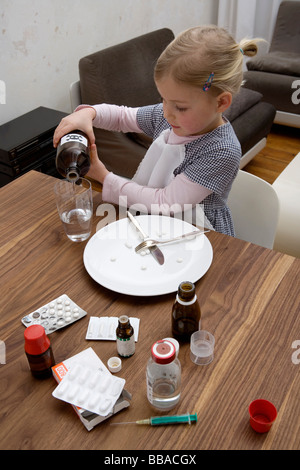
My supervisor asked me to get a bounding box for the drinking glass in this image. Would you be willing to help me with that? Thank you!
[54,178,93,242]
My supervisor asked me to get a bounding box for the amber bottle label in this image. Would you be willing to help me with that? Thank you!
[61,133,88,147]
[116,335,135,357]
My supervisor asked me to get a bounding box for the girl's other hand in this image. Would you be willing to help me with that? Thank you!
[86,144,110,184]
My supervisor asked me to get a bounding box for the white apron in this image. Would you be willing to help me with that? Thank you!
[132,129,184,187]
[132,129,214,230]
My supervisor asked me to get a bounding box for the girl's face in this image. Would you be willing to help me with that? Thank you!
[155,75,228,137]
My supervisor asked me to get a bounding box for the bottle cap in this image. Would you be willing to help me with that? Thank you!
[24,325,51,355]
[249,399,277,433]
[107,357,122,373]
[163,337,180,357]
[151,340,176,364]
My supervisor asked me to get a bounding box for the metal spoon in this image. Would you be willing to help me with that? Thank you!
[135,230,209,253]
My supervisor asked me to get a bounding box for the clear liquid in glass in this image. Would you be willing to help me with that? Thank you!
[61,208,92,242]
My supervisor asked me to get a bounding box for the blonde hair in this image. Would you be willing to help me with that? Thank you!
[154,25,262,96]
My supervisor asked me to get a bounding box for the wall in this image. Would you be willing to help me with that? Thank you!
[0,0,218,126]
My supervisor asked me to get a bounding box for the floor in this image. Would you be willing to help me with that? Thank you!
[243,124,300,184]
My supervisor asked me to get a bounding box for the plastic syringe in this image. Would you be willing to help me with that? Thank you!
[112,413,197,426]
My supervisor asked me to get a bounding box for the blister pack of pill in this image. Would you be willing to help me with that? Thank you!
[21,294,87,335]
[52,362,125,416]
[86,316,140,341]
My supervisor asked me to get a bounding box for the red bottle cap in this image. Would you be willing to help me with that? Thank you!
[151,340,175,364]
[24,325,51,355]
[249,399,277,433]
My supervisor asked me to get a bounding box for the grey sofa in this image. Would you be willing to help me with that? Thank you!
[244,1,300,128]
[71,28,276,179]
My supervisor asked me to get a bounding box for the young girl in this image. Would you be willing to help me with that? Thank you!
[53,25,260,236]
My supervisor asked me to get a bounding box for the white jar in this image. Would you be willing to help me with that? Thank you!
[146,339,181,411]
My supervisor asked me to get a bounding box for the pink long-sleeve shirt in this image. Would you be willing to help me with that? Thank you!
[77,104,212,214]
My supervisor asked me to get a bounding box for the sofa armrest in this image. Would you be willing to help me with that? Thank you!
[247,52,300,77]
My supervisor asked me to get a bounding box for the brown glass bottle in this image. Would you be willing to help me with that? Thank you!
[172,281,201,342]
[56,130,90,181]
[24,325,55,379]
[116,315,135,357]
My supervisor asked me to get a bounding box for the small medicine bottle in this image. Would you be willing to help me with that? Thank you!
[24,325,55,378]
[116,315,135,358]
[56,130,90,181]
[146,339,181,411]
[172,281,201,342]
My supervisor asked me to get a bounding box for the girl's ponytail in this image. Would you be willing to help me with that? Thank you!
[239,38,264,57]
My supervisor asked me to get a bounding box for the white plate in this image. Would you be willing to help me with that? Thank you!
[83,215,213,296]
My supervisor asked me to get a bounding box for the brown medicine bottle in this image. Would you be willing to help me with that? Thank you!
[56,130,90,181]
[172,281,201,342]
[24,325,55,378]
[116,315,135,358]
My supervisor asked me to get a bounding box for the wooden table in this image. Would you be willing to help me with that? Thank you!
[1,170,300,451]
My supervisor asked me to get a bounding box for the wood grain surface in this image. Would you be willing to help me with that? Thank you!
[0,171,299,450]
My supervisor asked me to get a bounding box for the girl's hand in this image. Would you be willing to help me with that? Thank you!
[86,144,110,184]
[53,107,96,148]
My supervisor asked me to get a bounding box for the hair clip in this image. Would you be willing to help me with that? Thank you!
[240,47,244,55]
[203,72,214,91]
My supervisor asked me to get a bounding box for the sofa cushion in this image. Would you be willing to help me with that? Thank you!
[247,52,300,77]
[224,87,263,122]
[79,28,174,107]
[243,70,300,114]
[269,1,300,54]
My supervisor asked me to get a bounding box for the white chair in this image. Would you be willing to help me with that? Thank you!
[227,170,279,249]
[272,152,300,258]
[70,80,82,111]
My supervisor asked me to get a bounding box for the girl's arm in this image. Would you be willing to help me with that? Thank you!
[53,104,141,148]
[84,104,141,133]
[86,145,211,213]
[102,172,212,214]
